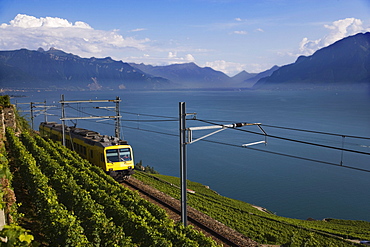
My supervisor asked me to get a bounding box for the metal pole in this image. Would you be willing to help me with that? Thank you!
[44,100,47,123]
[30,102,34,130]
[179,102,187,226]
[61,94,66,146]
[115,96,121,139]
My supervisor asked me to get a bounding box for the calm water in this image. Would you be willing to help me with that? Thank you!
[12,89,370,221]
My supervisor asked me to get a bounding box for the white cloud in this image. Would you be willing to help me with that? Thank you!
[168,51,177,58]
[233,30,248,35]
[299,18,370,55]
[256,28,264,32]
[185,54,195,62]
[130,28,146,32]
[0,14,150,58]
[4,14,90,28]
[167,52,195,63]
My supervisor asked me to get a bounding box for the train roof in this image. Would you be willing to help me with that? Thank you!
[40,121,128,148]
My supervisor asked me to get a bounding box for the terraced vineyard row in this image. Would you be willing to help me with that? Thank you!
[134,172,369,246]
[5,128,219,247]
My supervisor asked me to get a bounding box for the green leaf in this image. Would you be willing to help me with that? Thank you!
[18,233,34,243]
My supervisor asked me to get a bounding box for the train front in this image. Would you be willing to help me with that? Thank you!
[104,145,135,179]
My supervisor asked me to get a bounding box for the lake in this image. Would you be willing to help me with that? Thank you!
[11,89,370,221]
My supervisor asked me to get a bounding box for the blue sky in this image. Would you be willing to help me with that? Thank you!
[0,0,369,75]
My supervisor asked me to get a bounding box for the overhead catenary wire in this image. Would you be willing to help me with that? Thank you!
[22,101,369,173]
[62,105,370,156]
[200,138,370,174]
[66,104,178,122]
[125,115,370,173]
[89,117,370,174]
[261,123,370,140]
[94,105,178,120]
[188,118,370,140]
[20,102,370,148]
[194,119,370,156]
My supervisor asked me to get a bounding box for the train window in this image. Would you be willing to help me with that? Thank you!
[106,148,131,163]
[119,148,131,161]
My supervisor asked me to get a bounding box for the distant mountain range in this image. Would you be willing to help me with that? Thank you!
[0,47,276,90]
[0,48,172,90]
[130,62,233,88]
[0,32,369,91]
[254,32,370,89]
[232,65,279,88]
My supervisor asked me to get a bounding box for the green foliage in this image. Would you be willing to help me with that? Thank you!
[0,154,12,181]
[13,109,30,133]
[0,96,10,108]
[5,128,91,246]
[0,224,34,247]
[0,154,10,211]
[5,129,219,246]
[0,140,32,246]
[135,160,159,174]
[5,126,368,246]
[133,172,369,246]
[20,132,131,246]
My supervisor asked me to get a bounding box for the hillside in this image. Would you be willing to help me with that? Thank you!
[254,32,370,89]
[0,48,173,90]
[134,172,370,246]
[130,62,235,88]
[1,98,369,246]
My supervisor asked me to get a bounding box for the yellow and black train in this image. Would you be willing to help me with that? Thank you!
[39,122,134,179]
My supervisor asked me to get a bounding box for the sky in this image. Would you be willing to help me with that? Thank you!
[0,0,369,76]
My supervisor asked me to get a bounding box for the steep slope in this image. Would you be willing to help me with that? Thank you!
[0,48,173,90]
[254,32,370,89]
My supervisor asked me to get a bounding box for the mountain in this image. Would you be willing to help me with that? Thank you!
[231,66,279,88]
[0,48,173,90]
[244,65,279,85]
[231,70,257,82]
[3,32,367,91]
[231,70,257,86]
[254,32,370,89]
[130,62,234,88]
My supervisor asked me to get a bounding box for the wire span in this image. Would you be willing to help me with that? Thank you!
[122,121,370,173]
[261,124,370,140]
[200,139,370,173]
[195,119,370,156]
[29,102,369,173]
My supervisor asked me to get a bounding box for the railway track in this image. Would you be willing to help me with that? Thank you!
[121,177,259,247]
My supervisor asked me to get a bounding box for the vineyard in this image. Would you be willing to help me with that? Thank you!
[134,172,370,246]
[4,127,219,246]
[1,95,369,246]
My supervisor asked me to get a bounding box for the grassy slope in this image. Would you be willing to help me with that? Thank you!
[134,172,370,246]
